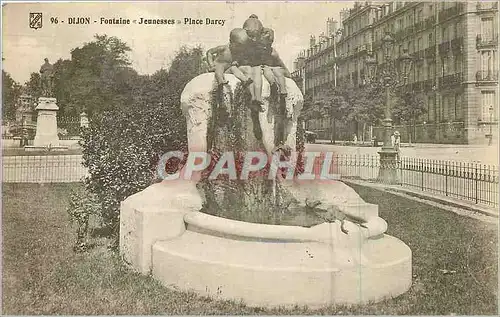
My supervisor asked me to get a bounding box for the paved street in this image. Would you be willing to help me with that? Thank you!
[306,142,499,165]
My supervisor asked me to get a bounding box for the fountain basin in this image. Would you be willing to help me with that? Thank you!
[151,211,412,307]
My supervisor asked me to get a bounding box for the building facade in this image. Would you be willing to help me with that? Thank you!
[294,1,498,144]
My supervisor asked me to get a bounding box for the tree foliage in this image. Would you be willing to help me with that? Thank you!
[25,72,42,101]
[2,70,22,120]
[392,89,427,125]
[23,34,137,117]
[305,83,385,126]
[305,82,427,132]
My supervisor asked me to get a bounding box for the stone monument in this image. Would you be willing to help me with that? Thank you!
[120,15,412,307]
[26,58,67,151]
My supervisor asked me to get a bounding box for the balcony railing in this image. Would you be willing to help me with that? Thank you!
[451,37,464,52]
[415,49,425,60]
[439,73,463,88]
[414,20,425,32]
[476,34,498,49]
[408,81,424,91]
[423,79,435,91]
[439,41,451,55]
[476,70,499,82]
[439,5,460,21]
[425,46,436,59]
[424,16,436,29]
[477,2,498,11]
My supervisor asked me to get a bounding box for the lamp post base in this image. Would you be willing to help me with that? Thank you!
[377,148,399,185]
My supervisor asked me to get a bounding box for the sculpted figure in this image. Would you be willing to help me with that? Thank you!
[40,58,54,97]
[205,44,253,88]
[228,15,267,112]
[259,28,291,99]
[207,14,291,114]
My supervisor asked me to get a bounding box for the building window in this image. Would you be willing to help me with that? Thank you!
[428,33,433,46]
[448,94,456,120]
[441,95,447,121]
[428,95,435,122]
[429,61,436,78]
[442,26,448,41]
[454,93,462,120]
[480,50,496,74]
[481,91,496,121]
[454,22,460,39]
[416,66,421,81]
[481,17,494,41]
[449,23,455,39]
[454,56,462,73]
[442,56,448,75]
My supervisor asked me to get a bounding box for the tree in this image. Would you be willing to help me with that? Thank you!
[62,34,137,116]
[2,70,22,121]
[20,35,137,118]
[164,46,204,104]
[308,83,385,141]
[24,72,42,101]
[392,89,427,143]
[52,58,75,115]
[345,84,385,141]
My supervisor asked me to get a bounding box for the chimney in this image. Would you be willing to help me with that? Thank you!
[309,35,316,47]
[340,8,350,23]
[332,20,339,35]
[319,32,327,43]
[327,18,338,36]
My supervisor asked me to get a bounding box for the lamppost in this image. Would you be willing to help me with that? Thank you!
[365,32,413,184]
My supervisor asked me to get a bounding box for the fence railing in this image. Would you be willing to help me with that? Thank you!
[2,155,87,183]
[2,153,498,209]
[57,117,82,140]
[330,154,499,208]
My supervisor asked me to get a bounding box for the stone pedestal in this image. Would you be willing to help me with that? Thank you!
[26,97,67,151]
[377,149,399,185]
[33,97,59,146]
[80,112,89,128]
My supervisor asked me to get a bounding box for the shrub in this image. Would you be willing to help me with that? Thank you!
[67,186,101,252]
[80,101,188,243]
[79,46,203,244]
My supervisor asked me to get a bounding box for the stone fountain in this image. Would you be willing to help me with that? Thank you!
[119,15,412,308]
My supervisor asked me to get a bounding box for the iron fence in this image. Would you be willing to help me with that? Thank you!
[2,155,87,183]
[1,153,498,208]
[330,154,499,208]
[57,117,82,140]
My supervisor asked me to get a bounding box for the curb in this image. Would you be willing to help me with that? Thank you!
[342,179,498,219]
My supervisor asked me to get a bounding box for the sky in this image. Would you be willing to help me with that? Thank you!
[2,1,348,84]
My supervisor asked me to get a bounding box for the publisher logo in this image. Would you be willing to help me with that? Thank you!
[29,12,43,30]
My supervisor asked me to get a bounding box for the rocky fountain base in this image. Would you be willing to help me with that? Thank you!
[119,73,412,307]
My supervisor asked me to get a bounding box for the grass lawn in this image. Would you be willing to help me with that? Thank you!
[2,183,498,315]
